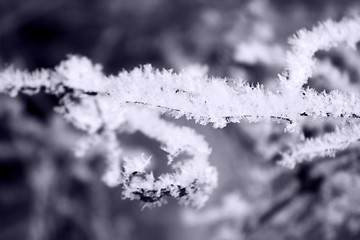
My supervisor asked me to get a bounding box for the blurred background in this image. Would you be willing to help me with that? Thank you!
[1,0,360,240]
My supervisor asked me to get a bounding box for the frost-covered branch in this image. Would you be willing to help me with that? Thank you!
[280,123,360,168]
[280,16,360,92]
[1,16,360,206]
[2,57,360,129]
[71,106,217,208]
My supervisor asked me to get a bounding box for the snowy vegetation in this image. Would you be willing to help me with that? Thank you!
[1,16,360,209]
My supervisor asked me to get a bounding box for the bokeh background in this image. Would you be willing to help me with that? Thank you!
[1,0,360,240]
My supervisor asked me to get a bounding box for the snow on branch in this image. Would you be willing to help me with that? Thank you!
[117,107,217,208]
[280,123,360,168]
[0,57,217,208]
[281,16,360,92]
[62,101,217,208]
[1,16,360,206]
[3,56,360,129]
